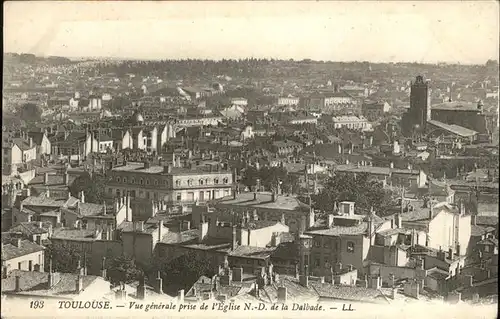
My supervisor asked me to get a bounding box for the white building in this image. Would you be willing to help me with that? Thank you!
[278,96,300,106]
[332,115,370,130]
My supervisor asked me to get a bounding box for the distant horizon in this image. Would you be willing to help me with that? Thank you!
[5,51,497,67]
[4,2,499,65]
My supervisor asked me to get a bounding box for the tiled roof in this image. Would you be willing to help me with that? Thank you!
[22,196,68,208]
[160,229,199,244]
[2,270,101,297]
[217,192,311,212]
[427,120,478,137]
[51,228,97,241]
[8,221,52,236]
[471,225,496,237]
[12,138,35,151]
[264,276,319,301]
[476,216,499,227]
[305,222,368,237]
[28,174,77,187]
[311,283,386,303]
[1,239,44,261]
[228,246,276,259]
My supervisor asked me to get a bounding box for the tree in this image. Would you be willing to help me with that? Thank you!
[106,255,143,285]
[69,172,107,203]
[311,172,393,216]
[19,103,42,123]
[153,252,215,291]
[44,244,91,273]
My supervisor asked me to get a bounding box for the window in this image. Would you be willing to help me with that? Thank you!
[199,179,204,185]
[324,257,329,267]
[123,177,127,183]
[314,257,320,267]
[131,178,135,184]
[176,193,182,201]
[175,180,181,187]
[313,238,321,247]
[323,238,331,248]
[116,177,121,183]
[347,241,355,253]
[146,179,150,185]
[130,190,136,197]
[188,179,193,186]
[484,245,490,252]
[140,179,144,185]
[214,178,219,184]
[223,178,228,184]
[154,179,158,186]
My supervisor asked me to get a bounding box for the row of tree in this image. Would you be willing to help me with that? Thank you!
[45,244,213,293]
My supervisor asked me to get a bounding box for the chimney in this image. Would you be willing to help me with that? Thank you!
[100,257,107,278]
[172,153,176,167]
[231,225,237,251]
[327,214,334,227]
[136,221,145,232]
[277,286,287,303]
[13,238,22,248]
[178,289,185,303]
[156,271,163,294]
[76,275,83,293]
[15,275,21,292]
[448,248,453,260]
[29,137,33,148]
[44,173,49,185]
[136,277,146,300]
[158,221,163,241]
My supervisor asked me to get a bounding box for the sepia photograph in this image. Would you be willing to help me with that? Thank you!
[1,1,499,318]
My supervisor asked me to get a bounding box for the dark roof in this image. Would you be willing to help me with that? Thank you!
[216,192,311,212]
[27,132,46,145]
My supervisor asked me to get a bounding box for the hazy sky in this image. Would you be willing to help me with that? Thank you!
[4,1,499,64]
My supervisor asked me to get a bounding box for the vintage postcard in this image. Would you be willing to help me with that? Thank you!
[2,1,499,318]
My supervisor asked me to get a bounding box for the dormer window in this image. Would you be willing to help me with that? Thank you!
[116,177,121,183]
[214,178,219,184]
[188,179,193,186]
[176,180,181,186]
[199,179,204,185]
[146,179,150,185]
[223,178,228,184]
[122,177,127,183]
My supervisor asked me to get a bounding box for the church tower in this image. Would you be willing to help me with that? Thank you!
[402,75,431,136]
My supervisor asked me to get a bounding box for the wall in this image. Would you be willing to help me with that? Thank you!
[121,232,154,266]
[368,264,426,286]
[458,214,471,255]
[4,250,45,273]
[40,135,52,155]
[428,210,455,251]
[89,240,123,275]
[248,224,289,248]
[339,234,369,275]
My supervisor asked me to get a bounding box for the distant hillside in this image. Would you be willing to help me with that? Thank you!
[4,52,74,65]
